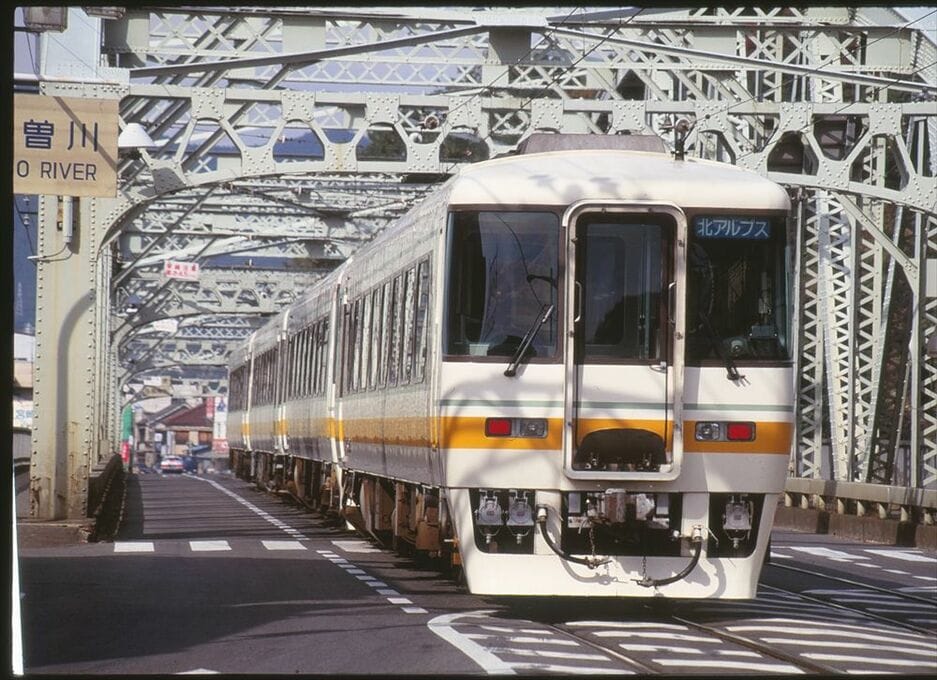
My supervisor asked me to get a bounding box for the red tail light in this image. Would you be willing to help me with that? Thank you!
[726,422,755,441]
[485,418,512,437]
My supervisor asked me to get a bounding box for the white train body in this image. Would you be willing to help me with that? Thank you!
[228,143,794,598]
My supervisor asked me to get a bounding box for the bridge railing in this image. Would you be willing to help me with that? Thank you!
[784,477,937,526]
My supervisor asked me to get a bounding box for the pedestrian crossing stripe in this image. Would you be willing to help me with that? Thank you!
[114,542,155,552]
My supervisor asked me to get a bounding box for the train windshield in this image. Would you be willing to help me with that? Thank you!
[686,215,791,364]
[445,211,560,358]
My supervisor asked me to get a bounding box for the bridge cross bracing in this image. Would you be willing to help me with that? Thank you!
[20,6,936,521]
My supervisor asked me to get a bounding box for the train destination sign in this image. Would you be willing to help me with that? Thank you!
[13,94,118,198]
[694,216,771,240]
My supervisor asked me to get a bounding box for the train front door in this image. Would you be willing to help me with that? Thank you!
[565,205,685,480]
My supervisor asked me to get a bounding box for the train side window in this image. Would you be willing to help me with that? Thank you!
[400,267,416,384]
[294,333,301,399]
[414,258,431,383]
[339,305,350,396]
[321,319,330,394]
[297,329,306,397]
[297,329,305,397]
[380,280,393,387]
[363,293,373,391]
[388,275,402,386]
[348,299,358,393]
[302,324,316,396]
[286,335,294,400]
[370,287,383,389]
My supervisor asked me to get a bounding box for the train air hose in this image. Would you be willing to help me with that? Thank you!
[535,506,610,569]
[537,506,705,586]
[634,527,704,588]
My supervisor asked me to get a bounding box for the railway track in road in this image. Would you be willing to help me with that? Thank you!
[429,569,936,675]
[762,561,937,636]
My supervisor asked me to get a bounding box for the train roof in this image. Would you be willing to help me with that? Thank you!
[448,149,790,212]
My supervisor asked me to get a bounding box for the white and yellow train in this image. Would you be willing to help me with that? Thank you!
[227,135,794,598]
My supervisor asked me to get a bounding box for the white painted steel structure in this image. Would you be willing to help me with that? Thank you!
[16,6,936,522]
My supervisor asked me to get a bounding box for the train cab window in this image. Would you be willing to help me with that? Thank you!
[445,211,560,359]
[577,219,669,362]
[686,215,791,364]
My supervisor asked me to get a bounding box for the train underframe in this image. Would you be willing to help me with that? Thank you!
[230,447,774,597]
[229,448,462,571]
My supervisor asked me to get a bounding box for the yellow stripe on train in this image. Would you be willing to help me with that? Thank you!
[282,416,793,454]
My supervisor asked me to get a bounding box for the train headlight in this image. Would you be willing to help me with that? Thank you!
[695,422,722,441]
[519,418,547,437]
[695,421,755,441]
[484,417,548,438]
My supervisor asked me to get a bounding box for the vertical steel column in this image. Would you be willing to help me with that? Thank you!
[30,196,97,520]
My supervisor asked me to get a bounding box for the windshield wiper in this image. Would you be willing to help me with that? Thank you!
[504,303,554,377]
[698,311,744,381]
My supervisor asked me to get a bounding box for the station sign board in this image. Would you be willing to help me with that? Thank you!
[13,94,118,197]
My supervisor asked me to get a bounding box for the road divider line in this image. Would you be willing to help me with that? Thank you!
[190,476,307,540]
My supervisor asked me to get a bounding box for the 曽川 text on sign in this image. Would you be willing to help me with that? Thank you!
[13,94,119,198]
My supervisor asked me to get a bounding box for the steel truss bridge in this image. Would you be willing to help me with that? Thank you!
[21,6,936,521]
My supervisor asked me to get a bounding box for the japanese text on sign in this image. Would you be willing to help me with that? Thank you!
[163,260,200,281]
[13,94,118,197]
[693,216,772,240]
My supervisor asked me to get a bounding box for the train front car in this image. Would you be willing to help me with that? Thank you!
[439,143,793,598]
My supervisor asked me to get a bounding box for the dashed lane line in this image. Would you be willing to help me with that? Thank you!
[168,481,429,617]
[314,549,421,615]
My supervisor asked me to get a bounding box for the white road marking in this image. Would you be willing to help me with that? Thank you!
[355,575,376,581]
[803,654,934,667]
[387,597,413,605]
[114,542,155,552]
[480,625,558,635]
[727,625,935,647]
[401,606,428,614]
[364,580,388,588]
[345,568,366,575]
[193,477,306,539]
[487,647,608,661]
[176,668,220,674]
[653,659,802,673]
[569,621,689,630]
[261,540,306,551]
[883,569,910,575]
[465,634,579,647]
[377,588,399,596]
[913,575,937,582]
[427,611,519,675]
[761,637,937,656]
[618,644,703,654]
[189,540,231,552]
[507,662,631,675]
[594,631,720,643]
[864,549,934,563]
[332,539,381,553]
[789,546,867,561]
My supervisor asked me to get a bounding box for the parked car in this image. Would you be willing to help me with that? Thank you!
[159,455,184,474]
[182,454,198,473]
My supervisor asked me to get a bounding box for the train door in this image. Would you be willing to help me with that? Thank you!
[565,205,685,480]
